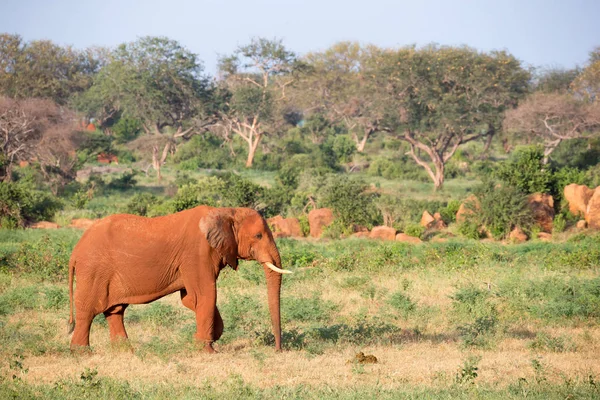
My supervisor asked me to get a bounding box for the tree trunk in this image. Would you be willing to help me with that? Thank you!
[245,134,261,168]
[356,129,372,153]
[433,159,445,191]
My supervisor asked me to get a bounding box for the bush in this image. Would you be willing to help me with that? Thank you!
[404,224,425,239]
[5,235,73,281]
[172,177,226,211]
[493,146,553,195]
[451,285,498,347]
[0,182,63,228]
[388,291,416,317]
[319,175,381,229]
[466,180,533,240]
[439,200,461,224]
[124,193,160,216]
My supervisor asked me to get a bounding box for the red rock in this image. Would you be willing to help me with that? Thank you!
[576,220,588,229]
[586,187,600,229]
[351,231,370,238]
[509,227,527,243]
[456,195,479,223]
[564,184,594,216]
[420,211,435,228]
[267,215,303,238]
[308,208,334,238]
[97,152,119,164]
[369,226,397,241]
[30,221,59,229]
[395,233,422,244]
[528,193,555,233]
[537,232,552,241]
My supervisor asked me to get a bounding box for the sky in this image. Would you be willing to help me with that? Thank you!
[1,0,599,75]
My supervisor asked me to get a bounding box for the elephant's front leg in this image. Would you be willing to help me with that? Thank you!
[180,284,219,353]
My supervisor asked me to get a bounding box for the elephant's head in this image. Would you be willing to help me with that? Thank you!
[199,207,291,350]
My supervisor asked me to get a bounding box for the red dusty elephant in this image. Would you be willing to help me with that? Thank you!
[67,206,291,353]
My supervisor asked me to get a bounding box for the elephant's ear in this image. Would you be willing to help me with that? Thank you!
[199,209,238,270]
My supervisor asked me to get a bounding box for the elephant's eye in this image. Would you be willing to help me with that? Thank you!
[255,233,263,240]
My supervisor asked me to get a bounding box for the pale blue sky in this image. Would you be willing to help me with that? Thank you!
[1,0,598,75]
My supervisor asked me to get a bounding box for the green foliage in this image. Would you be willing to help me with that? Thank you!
[467,180,533,240]
[4,235,73,281]
[282,294,338,323]
[320,175,381,229]
[528,332,576,352]
[439,200,461,224]
[112,117,141,143]
[173,134,238,170]
[388,291,416,317]
[124,193,160,216]
[376,195,446,231]
[452,285,498,347]
[172,176,227,211]
[404,224,425,239]
[493,147,552,195]
[0,181,62,228]
[455,355,481,385]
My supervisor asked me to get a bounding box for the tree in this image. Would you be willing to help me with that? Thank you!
[376,45,530,190]
[504,92,600,163]
[299,42,388,152]
[218,37,299,167]
[76,36,214,136]
[535,67,580,94]
[0,34,104,105]
[572,46,600,102]
[0,96,79,191]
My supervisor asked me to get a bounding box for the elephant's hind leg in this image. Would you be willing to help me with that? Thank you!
[104,304,129,342]
[70,310,95,352]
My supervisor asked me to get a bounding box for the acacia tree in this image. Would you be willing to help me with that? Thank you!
[0,97,79,190]
[504,92,600,163]
[76,36,213,136]
[217,38,298,167]
[299,42,388,152]
[572,47,600,102]
[0,34,104,105]
[377,45,530,190]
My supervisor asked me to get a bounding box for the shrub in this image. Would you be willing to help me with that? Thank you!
[467,180,533,240]
[6,235,73,281]
[439,200,461,224]
[0,182,63,228]
[107,171,138,190]
[172,176,227,211]
[124,193,160,216]
[388,291,416,317]
[451,285,499,347]
[404,224,425,239]
[319,175,381,229]
[493,146,553,195]
[282,294,338,323]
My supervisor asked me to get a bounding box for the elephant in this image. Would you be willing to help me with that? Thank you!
[67,206,291,353]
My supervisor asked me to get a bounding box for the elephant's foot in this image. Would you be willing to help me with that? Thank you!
[197,340,217,354]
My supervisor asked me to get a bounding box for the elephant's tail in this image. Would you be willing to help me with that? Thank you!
[67,257,75,334]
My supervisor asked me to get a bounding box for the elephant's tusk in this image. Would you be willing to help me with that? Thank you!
[265,262,293,274]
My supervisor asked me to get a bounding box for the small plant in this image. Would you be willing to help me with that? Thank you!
[455,355,481,385]
[389,291,416,317]
[8,351,28,381]
[404,224,425,239]
[552,213,566,234]
[79,367,100,388]
[528,332,576,352]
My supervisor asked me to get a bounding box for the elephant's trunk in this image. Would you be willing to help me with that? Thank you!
[263,247,283,351]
